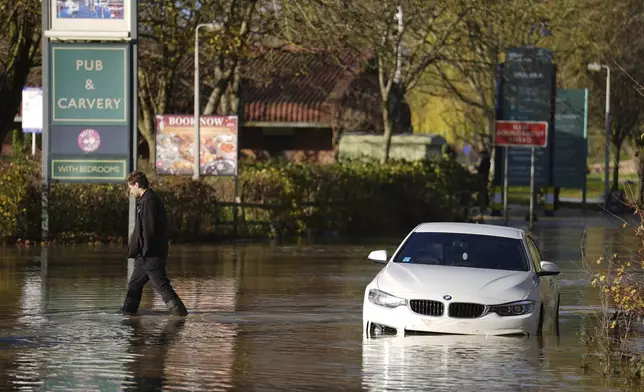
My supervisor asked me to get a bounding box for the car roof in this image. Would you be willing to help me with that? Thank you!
[413,222,524,239]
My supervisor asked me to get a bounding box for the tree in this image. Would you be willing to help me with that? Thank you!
[0,0,41,149]
[199,0,275,116]
[281,0,475,162]
[427,0,550,151]
[136,0,214,161]
[137,0,276,161]
[556,0,644,194]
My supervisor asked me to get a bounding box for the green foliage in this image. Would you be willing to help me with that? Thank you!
[0,157,40,241]
[0,157,478,243]
[238,158,477,237]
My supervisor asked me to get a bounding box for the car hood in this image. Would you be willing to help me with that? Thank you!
[376,262,535,304]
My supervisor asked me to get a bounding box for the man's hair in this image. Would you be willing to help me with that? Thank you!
[126,170,149,189]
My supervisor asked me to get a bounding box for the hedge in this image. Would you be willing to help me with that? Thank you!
[0,156,479,243]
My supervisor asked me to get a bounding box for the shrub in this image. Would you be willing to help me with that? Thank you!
[0,156,478,243]
[581,206,644,385]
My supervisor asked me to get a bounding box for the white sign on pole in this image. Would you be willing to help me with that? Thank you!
[48,0,131,37]
[22,87,44,134]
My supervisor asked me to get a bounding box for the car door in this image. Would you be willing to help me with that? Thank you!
[525,236,553,313]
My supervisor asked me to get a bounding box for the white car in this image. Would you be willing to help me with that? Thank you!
[362,222,560,337]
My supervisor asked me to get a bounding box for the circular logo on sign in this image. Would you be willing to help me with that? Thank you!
[78,128,101,152]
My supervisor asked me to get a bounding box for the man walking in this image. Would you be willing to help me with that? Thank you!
[119,170,188,317]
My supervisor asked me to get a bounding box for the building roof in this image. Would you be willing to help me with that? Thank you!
[242,46,376,127]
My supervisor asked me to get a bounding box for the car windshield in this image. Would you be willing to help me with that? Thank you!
[393,232,529,271]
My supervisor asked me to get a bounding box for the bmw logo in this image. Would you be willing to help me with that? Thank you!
[443,295,452,301]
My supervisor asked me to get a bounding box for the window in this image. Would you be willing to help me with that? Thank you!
[393,232,529,272]
[525,237,542,272]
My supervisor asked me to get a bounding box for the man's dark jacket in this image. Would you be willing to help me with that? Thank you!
[128,189,169,259]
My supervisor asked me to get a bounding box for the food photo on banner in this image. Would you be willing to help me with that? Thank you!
[155,115,238,176]
[50,0,129,33]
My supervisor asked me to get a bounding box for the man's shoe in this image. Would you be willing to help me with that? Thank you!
[118,297,140,316]
[115,308,138,316]
[166,298,188,317]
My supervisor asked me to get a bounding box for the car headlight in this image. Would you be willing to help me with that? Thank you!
[368,289,407,308]
[489,300,535,316]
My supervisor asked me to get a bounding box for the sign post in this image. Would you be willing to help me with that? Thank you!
[495,47,555,222]
[495,120,549,228]
[48,43,131,182]
[21,87,43,155]
[553,88,589,211]
[41,0,136,242]
[155,114,240,232]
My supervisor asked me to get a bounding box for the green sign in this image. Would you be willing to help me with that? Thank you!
[553,88,588,189]
[51,43,129,125]
[51,159,127,181]
[498,47,555,187]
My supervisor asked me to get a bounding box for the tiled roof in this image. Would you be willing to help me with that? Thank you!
[242,47,371,125]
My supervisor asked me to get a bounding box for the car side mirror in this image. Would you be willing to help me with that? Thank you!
[538,261,560,276]
[367,250,388,264]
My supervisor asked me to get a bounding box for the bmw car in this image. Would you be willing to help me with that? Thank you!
[362,222,560,337]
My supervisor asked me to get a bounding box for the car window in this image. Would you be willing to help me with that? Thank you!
[393,232,529,271]
[526,237,542,272]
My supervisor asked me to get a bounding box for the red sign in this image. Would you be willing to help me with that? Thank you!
[495,121,548,147]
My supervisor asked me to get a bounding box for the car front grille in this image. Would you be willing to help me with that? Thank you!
[409,300,444,316]
[448,302,486,318]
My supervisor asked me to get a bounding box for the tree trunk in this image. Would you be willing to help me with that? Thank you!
[638,148,644,207]
[612,138,624,191]
[0,16,40,148]
[137,69,156,163]
[612,159,620,192]
[382,100,392,163]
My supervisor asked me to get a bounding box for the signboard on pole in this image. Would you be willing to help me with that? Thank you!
[497,47,555,187]
[495,121,548,147]
[51,43,128,124]
[47,42,132,183]
[553,88,589,189]
[49,0,131,36]
[22,87,43,133]
[155,115,239,176]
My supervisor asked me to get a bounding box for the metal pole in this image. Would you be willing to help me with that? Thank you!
[529,147,536,230]
[31,133,36,155]
[193,25,201,181]
[603,66,611,210]
[503,146,509,225]
[41,0,50,242]
[128,0,139,281]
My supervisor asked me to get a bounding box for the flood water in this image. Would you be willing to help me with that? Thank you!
[0,214,641,391]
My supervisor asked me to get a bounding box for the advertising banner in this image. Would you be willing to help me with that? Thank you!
[155,115,239,176]
[50,0,131,35]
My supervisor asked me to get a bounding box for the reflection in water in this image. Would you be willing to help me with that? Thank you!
[0,217,641,390]
[121,317,187,391]
[362,335,542,391]
[361,334,621,392]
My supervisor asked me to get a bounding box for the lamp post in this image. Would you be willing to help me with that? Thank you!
[587,62,611,210]
[194,23,216,180]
